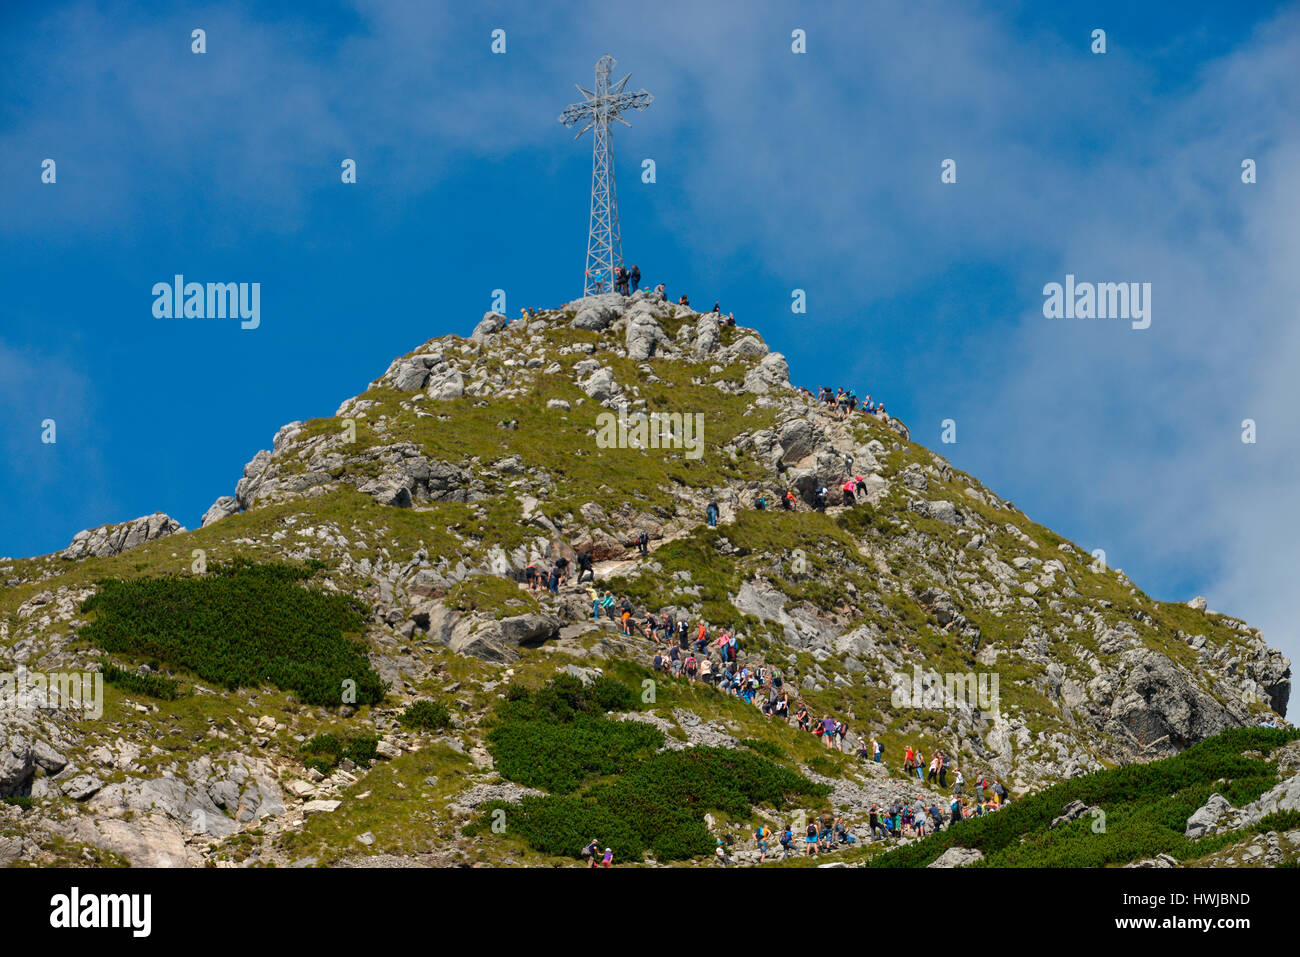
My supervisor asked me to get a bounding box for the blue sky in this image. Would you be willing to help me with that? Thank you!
[2,0,1298,668]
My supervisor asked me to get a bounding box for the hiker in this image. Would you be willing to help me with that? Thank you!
[805,820,819,856]
[820,714,836,748]
[601,847,614,868]
[678,293,690,307]
[588,585,602,620]
[576,550,594,583]
[950,796,962,826]
[712,301,721,313]
[714,839,731,866]
[628,264,641,293]
[835,818,856,846]
[992,778,1010,805]
[582,838,600,866]
[620,598,634,636]
[856,736,870,760]
[779,826,794,859]
[873,737,883,763]
[814,486,827,512]
[554,554,569,585]
[705,501,719,527]
[655,282,666,297]
[952,768,965,795]
[614,265,629,296]
[795,706,810,731]
[524,562,538,592]
[937,752,948,789]
[754,824,771,863]
[755,494,766,510]
[599,591,616,621]
[636,530,650,556]
[841,479,855,506]
[781,490,795,511]
[869,806,888,841]
[927,752,940,783]
[547,565,560,594]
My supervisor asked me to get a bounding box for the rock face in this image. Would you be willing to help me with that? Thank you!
[61,513,183,560]
[1105,651,1240,754]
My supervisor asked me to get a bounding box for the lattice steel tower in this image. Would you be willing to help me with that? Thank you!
[558,55,653,296]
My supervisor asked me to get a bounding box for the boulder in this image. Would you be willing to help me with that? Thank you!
[625,309,672,360]
[1185,793,1238,839]
[569,294,625,331]
[472,312,507,341]
[427,367,466,401]
[928,847,984,868]
[742,352,790,394]
[201,495,241,527]
[580,367,621,402]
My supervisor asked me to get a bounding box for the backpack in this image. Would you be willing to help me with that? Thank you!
[580,843,593,858]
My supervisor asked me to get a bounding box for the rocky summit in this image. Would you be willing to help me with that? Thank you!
[0,288,1293,869]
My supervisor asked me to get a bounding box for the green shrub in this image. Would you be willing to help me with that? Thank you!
[99,659,181,700]
[81,560,385,706]
[399,699,452,732]
[301,732,379,775]
[740,738,784,759]
[868,726,1300,868]
[477,674,829,861]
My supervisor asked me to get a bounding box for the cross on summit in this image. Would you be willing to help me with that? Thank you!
[558,55,653,297]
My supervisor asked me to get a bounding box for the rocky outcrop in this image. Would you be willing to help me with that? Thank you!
[471,312,507,341]
[349,444,471,508]
[569,293,626,331]
[412,601,563,663]
[61,512,183,560]
[1104,650,1242,754]
[1186,771,1300,840]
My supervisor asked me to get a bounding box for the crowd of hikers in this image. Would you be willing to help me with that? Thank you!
[526,276,977,866]
[802,385,891,423]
